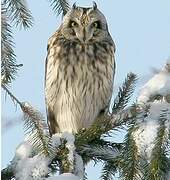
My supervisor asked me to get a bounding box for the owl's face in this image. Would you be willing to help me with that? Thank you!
[61,3,110,44]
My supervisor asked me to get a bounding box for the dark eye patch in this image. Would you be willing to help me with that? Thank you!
[93,21,102,29]
[69,20,78,28]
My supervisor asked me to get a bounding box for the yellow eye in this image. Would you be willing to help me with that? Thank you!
[93,21,101,29]
[93,22,98,28]
[70,21,77,27]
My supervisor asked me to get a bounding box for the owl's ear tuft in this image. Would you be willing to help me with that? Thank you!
[72,2,77,9]
[92,1,97,10]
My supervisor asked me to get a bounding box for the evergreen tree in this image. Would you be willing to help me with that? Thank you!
[1,1,170,179]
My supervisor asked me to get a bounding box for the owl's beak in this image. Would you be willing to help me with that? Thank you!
[78,27,92,44]
[82,28,86,42]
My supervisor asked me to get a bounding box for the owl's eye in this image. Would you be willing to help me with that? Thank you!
[69,21,78,27]
[93,21,102,29]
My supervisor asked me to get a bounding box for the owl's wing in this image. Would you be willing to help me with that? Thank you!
[45,31,61,135]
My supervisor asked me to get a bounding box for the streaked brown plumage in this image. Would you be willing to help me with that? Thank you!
[45,3,116,134]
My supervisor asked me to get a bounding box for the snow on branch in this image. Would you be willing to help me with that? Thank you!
[148,110,170,179]
[129,60,170,179]
[11,141,50,179]
[134,60,170,159]
[138,59,170,104]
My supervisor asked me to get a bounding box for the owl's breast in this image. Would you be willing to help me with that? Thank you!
[46,42,115,103]
[45,41,115,132]
[57,42,114,81]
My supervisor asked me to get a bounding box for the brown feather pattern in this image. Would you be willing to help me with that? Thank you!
[45,9,115,134]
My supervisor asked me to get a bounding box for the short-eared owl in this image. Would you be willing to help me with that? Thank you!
[45,2,116,134]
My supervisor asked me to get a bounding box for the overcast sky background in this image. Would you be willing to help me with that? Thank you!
[2,0,170,179]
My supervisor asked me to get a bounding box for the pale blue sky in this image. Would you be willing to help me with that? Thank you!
[2,0,170,179]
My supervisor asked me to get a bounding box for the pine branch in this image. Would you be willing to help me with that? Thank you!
[1,166,14,180]
[1,4,19,84]
[101,162,117,180]
[21,102,50,156]
[112,73,137,114]
[1,84,22,106]
[49,0,70,16]
[2,73,139,178]
[2,85,50,156]
[75,104,139,147]
[78,144,120,180]
[80,145,119,162]
[4,0,33,28]
[145,110,170,180]
[120,124,141,180]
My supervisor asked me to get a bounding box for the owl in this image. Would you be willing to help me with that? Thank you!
[45,2,116,134]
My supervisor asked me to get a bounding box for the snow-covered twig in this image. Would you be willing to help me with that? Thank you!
[11,141,50,180]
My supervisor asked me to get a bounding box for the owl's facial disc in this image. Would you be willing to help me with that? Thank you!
[61,6,109,44]
[68,19,102,43]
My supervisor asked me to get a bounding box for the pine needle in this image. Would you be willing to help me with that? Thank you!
[21,102,50,156]
[112,73,137,114]
[1,166,14,180]
[1,84,22,106]
[80,145,119,162]
[49,0,70,16]
[4,0,34,29]
[76,103,139,146]
[146,110,170,180]
[101,162,117,180]
[1,4,18,84]
[120,124,141,180]
[2,85,50,156]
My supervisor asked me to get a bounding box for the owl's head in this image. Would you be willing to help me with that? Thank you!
[60,2,110,44]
